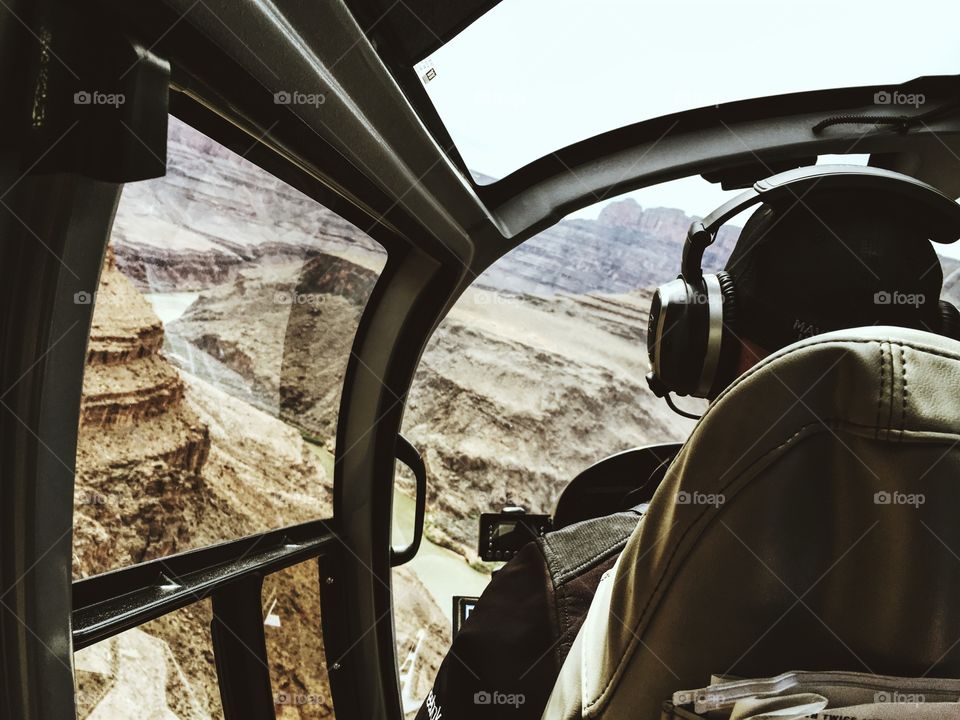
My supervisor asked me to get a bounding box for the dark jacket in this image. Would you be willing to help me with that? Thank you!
[416,507,644,720]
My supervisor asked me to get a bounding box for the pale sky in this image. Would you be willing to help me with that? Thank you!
[416,0,960,256]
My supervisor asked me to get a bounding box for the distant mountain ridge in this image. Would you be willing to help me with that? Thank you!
[477,197,741,296]
[112,118,739,299]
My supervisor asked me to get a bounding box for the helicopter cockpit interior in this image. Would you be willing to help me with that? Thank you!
[1,1,960,719]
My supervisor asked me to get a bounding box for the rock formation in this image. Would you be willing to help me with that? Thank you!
[109,117,384,293]
[476,197,740,297]
[74,245,445,720]
[164,253,379,437]
[74,247,211,571]
[401,286,698,560]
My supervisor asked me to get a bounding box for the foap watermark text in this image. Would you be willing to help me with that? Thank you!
[274,90,326,107]
[874,691,926,704]
[274,291,330,307]
[74,90,125,108]
[676,490,725,508]
[473,690,525,709]
[874,490,925,508]
[874,290,924,308]
[874,90,925,108]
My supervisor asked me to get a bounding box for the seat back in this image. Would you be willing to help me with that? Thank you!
[543,327,960,719]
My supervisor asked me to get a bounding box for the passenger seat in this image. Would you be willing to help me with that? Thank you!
[542,327,960,719]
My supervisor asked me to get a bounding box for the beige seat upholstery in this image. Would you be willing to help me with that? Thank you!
[543,327,960,720]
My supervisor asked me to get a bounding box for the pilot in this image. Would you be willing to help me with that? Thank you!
[703,186,952,395]
[416,180,955,720]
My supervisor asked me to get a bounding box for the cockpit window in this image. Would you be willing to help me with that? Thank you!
[73,117,392,718]
[396,178,725,707]
[74,601,223,719]
[414,0,960,181]
[395,171,960,709]
[74,117,387,579]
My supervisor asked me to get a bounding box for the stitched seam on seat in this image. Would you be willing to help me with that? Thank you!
[547,554,563,664]
[584,421,826,713]
[885,342,896,438]
[587,395,960,714]
[900,345,908,441]
[559,584,575,659]
[876,343,885,441]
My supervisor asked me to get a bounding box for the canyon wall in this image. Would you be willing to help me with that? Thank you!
[74,247,212,571]
[74,247,446,719]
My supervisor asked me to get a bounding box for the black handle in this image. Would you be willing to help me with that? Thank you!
[390,435,426,566]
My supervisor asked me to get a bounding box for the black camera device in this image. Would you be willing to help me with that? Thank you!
[477,507,552,561]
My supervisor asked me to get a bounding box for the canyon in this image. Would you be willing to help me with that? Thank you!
[73,117,960,719]
[73,246,444,719]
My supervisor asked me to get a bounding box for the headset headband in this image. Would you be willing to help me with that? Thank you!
[681,165,960,280]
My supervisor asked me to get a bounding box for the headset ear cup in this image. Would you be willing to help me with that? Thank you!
[647,277,700,396]
[708,270,740,396]
[939,300,960,341]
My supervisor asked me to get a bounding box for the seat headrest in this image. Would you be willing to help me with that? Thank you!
[546,327,960,720]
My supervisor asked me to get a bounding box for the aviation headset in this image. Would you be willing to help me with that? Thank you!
[646,165,960,402]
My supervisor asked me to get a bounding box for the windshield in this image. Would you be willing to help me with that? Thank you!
[415,0,960,181]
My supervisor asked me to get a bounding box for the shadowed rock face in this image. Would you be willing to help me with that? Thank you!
[278,255,381,438]
[74,117,448,718]
[400,286,697,560]
[162,254,380,439]
[75,248,213,572]
[73,245,446,720]
[298,252,380,306]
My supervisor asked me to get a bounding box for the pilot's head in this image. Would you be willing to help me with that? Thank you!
[646,167,960,411]
[724,188,957,382]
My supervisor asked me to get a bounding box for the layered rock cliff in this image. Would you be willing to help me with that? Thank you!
[74,244,445,720]
[477,197,740,296]
[164,254,379,442]
[401,285,698,559]
[74,248,212,571]
[109,117,384,293]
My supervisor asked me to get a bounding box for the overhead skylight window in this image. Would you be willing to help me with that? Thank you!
[415,0,960,182]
